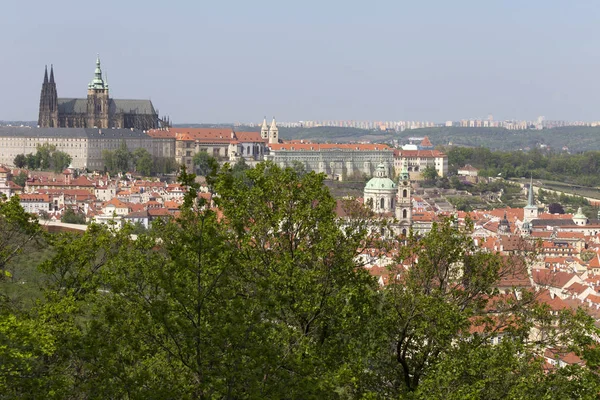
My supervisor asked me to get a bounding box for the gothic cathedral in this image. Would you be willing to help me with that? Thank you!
[38,56,164,131]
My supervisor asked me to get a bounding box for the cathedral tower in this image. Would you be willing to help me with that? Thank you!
[86,55,110,129]
[38,65,58,127]
[395,166,412,236]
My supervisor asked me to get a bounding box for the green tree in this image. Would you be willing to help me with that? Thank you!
[50,151,72,173]
[213,162,376,396]
[25,153,37,170]
[114,140,131,173]
[102,149,115,173]
[60,209,86,225]
[133,147,153,176]
[192,151,218,177]
[36,143,56,170]
[12,171,28,188]
[13,154,26,169]
[421,165,439,181]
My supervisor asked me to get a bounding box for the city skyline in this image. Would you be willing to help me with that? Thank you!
[2,1,600,123]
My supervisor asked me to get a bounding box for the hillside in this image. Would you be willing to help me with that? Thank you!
[233,125,600,153]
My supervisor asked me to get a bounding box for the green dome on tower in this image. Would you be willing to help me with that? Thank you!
[366,163,396,190]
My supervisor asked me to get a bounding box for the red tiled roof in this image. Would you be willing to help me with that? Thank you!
[458,164,479,172]
[103,198,129,208]
[235,131,263,142]
[146,129,176,138]
[269,143,392,151]
[18,194,50,202]
[532,268,576,288]
[396,149,445,158]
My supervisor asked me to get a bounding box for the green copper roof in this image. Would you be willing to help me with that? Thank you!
[366,163,396,190]
[88,55,108,90]
[574,207,587,219]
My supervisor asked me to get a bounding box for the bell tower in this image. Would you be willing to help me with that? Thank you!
[86,55,110,128]
[395,166,412,236]
[268,117,279,144]
[260,117,269,140]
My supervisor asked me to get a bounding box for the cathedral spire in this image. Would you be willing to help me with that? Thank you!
[268,117,279,144]
[89,54,107,90]
[43,65,48,84]
[527,177,534,207]
[49,64,55,84]
[260,116,269,140]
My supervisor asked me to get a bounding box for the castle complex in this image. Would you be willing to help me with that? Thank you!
[38,57,161,131]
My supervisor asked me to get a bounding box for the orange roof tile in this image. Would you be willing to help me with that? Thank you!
[397,149,445,157]
[420,136,433,147]
[269,143,392,151]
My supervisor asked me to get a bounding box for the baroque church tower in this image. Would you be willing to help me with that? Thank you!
[86,55,110,129]
[395,166,412,236]
[38,65,58,127]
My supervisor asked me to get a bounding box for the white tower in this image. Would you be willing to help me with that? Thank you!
[395,166,412,236]
[523,178,538,222]
[260,117,269,140]
[268,117,279,144]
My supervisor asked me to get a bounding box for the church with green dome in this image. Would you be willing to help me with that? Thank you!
[364,163,412,235]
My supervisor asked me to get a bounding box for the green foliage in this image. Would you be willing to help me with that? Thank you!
[15,144,72,173]
[103,145,176,176]
[12,171,27,188]
[421,165,439,181]
[25,153,36,170]
[114,140,130,173]
[50,150,72,173]
[2,164,600,397]
[132,147,153,176]
[192,151,218,177]
[448,146,600,187]
[13,154,26,169]
[60,209,86,225]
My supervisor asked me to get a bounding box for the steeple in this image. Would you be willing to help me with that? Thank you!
[527,177,534,207]
[523,177,538,222]
[268,116,279,144]
[39,64,58,127]
[399,165,410,182]
[260,116,269,140]
[88,54,107,90]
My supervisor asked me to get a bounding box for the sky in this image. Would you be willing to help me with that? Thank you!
[1,0,600,123]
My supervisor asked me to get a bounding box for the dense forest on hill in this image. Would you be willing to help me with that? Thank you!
[2,162,600,398]
[446,146,600,188]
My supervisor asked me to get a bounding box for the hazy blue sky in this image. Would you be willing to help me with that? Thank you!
[2,0,600,123]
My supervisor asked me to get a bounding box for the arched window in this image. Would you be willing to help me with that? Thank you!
[403,209,407,218]
[402,228,407,236]
[380,198,385,209]
[403,189,408,198]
